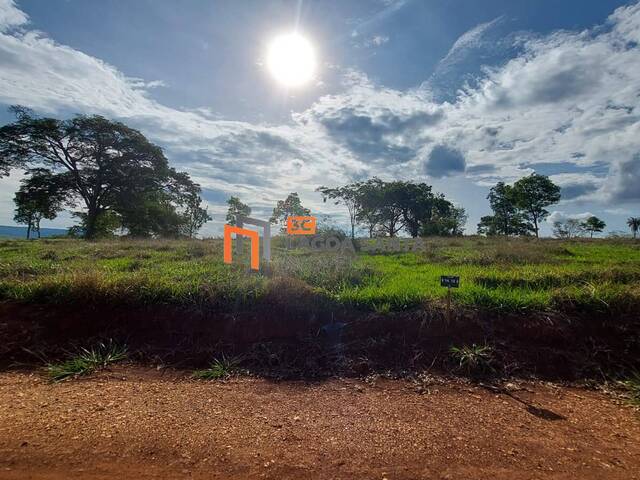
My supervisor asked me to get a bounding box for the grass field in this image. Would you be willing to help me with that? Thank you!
[1,236,639,314]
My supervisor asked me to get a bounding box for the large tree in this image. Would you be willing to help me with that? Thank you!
[13,168,66,239]
[430,205,467,236]
[225,196,251,226]
[511,174,561,238]
[317,183,362,239]
[322,178,460,238]
[356,179,407,238]
[0,107,207,238]
[270,192,311,232]
[581,216,606,238]
[477,182,531,236]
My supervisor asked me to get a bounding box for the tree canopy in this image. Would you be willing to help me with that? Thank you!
[511,174,561,238]
[581,216,606,238]
[226,196,252,226]
[13,168,66,239]
[318,179,464,238]
[478,174,560,238]
[270,192,311,232]
[1,107,209,238]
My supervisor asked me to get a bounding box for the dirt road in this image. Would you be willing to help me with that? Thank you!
[1,367,639,479]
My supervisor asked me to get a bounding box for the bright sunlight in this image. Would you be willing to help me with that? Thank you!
[266,33,316,87]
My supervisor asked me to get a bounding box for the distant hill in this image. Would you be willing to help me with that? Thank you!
[0,225,69,238]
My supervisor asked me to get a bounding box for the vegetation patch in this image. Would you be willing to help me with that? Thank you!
[46,340,128,381]
[0,237,639,314]
[193,355,241,380]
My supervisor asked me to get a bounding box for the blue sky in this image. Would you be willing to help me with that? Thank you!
[0,0,639,236]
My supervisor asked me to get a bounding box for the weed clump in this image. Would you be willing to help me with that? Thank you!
[193,355,241,380]
[449,344,495,376]
[46,340,127,381]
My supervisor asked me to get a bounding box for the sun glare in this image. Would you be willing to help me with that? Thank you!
[266,33,316,87]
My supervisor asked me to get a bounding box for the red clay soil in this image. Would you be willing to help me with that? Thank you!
[1,367,639,480]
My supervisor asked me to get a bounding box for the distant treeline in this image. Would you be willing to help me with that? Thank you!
[2,107,638,240]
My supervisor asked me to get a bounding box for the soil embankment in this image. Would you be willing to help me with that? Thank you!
[1,301,638,379]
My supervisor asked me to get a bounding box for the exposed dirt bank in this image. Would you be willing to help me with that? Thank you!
[1,301,638,379]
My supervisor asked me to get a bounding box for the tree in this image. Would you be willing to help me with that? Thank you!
[356,179,407,237]
[317,183,362,239]
[397,182,436,237]
[225,196,252,226]
[581,216,606,238]
[478,182,531,236]
[0,107,206,239]
[477,215,500,236]
[444,205,468,236]
[552,219,584,239]
[70,210,121,238]
[181,190,211,238]
[511,174,561,238]
[627,217,640,239]
[270,192,310,232]
[13,168,66,239]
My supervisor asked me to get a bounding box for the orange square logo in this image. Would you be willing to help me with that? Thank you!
[287,216,317,235]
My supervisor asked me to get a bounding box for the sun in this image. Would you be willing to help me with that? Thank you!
[266,33,316,87]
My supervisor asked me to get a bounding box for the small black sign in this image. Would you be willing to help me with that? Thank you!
[440,275,460,288]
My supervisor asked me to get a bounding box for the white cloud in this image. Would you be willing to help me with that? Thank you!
[361,35,390,48]
[547,211,595,224]
[0,0,27,32]
[435,16,506,73]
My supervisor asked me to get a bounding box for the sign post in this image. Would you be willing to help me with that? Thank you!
[440,275,460,323]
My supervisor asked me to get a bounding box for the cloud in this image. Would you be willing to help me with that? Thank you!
[436,16,507,71]
[603,153,640,202]
[295,74,443,164]
[424,15,521,102]
[0,0,27,32]
[547,211,595,224]
[361,35,390,48]
[424,145,466,178]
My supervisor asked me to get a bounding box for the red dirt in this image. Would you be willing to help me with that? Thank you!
[1,367,639,479]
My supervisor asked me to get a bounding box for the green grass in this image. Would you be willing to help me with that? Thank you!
[0,236,639,314]
[192,355,240,380]
[449,344,495,375]
[46,340,128,381]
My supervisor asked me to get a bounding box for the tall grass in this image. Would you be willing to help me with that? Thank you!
[0,237,638,314]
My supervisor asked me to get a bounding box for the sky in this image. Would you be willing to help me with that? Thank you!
[0,0,639,237]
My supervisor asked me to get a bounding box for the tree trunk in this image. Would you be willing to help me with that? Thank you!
[26,223,31,240]
[84,207,99,239]
[533,216,539,238]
